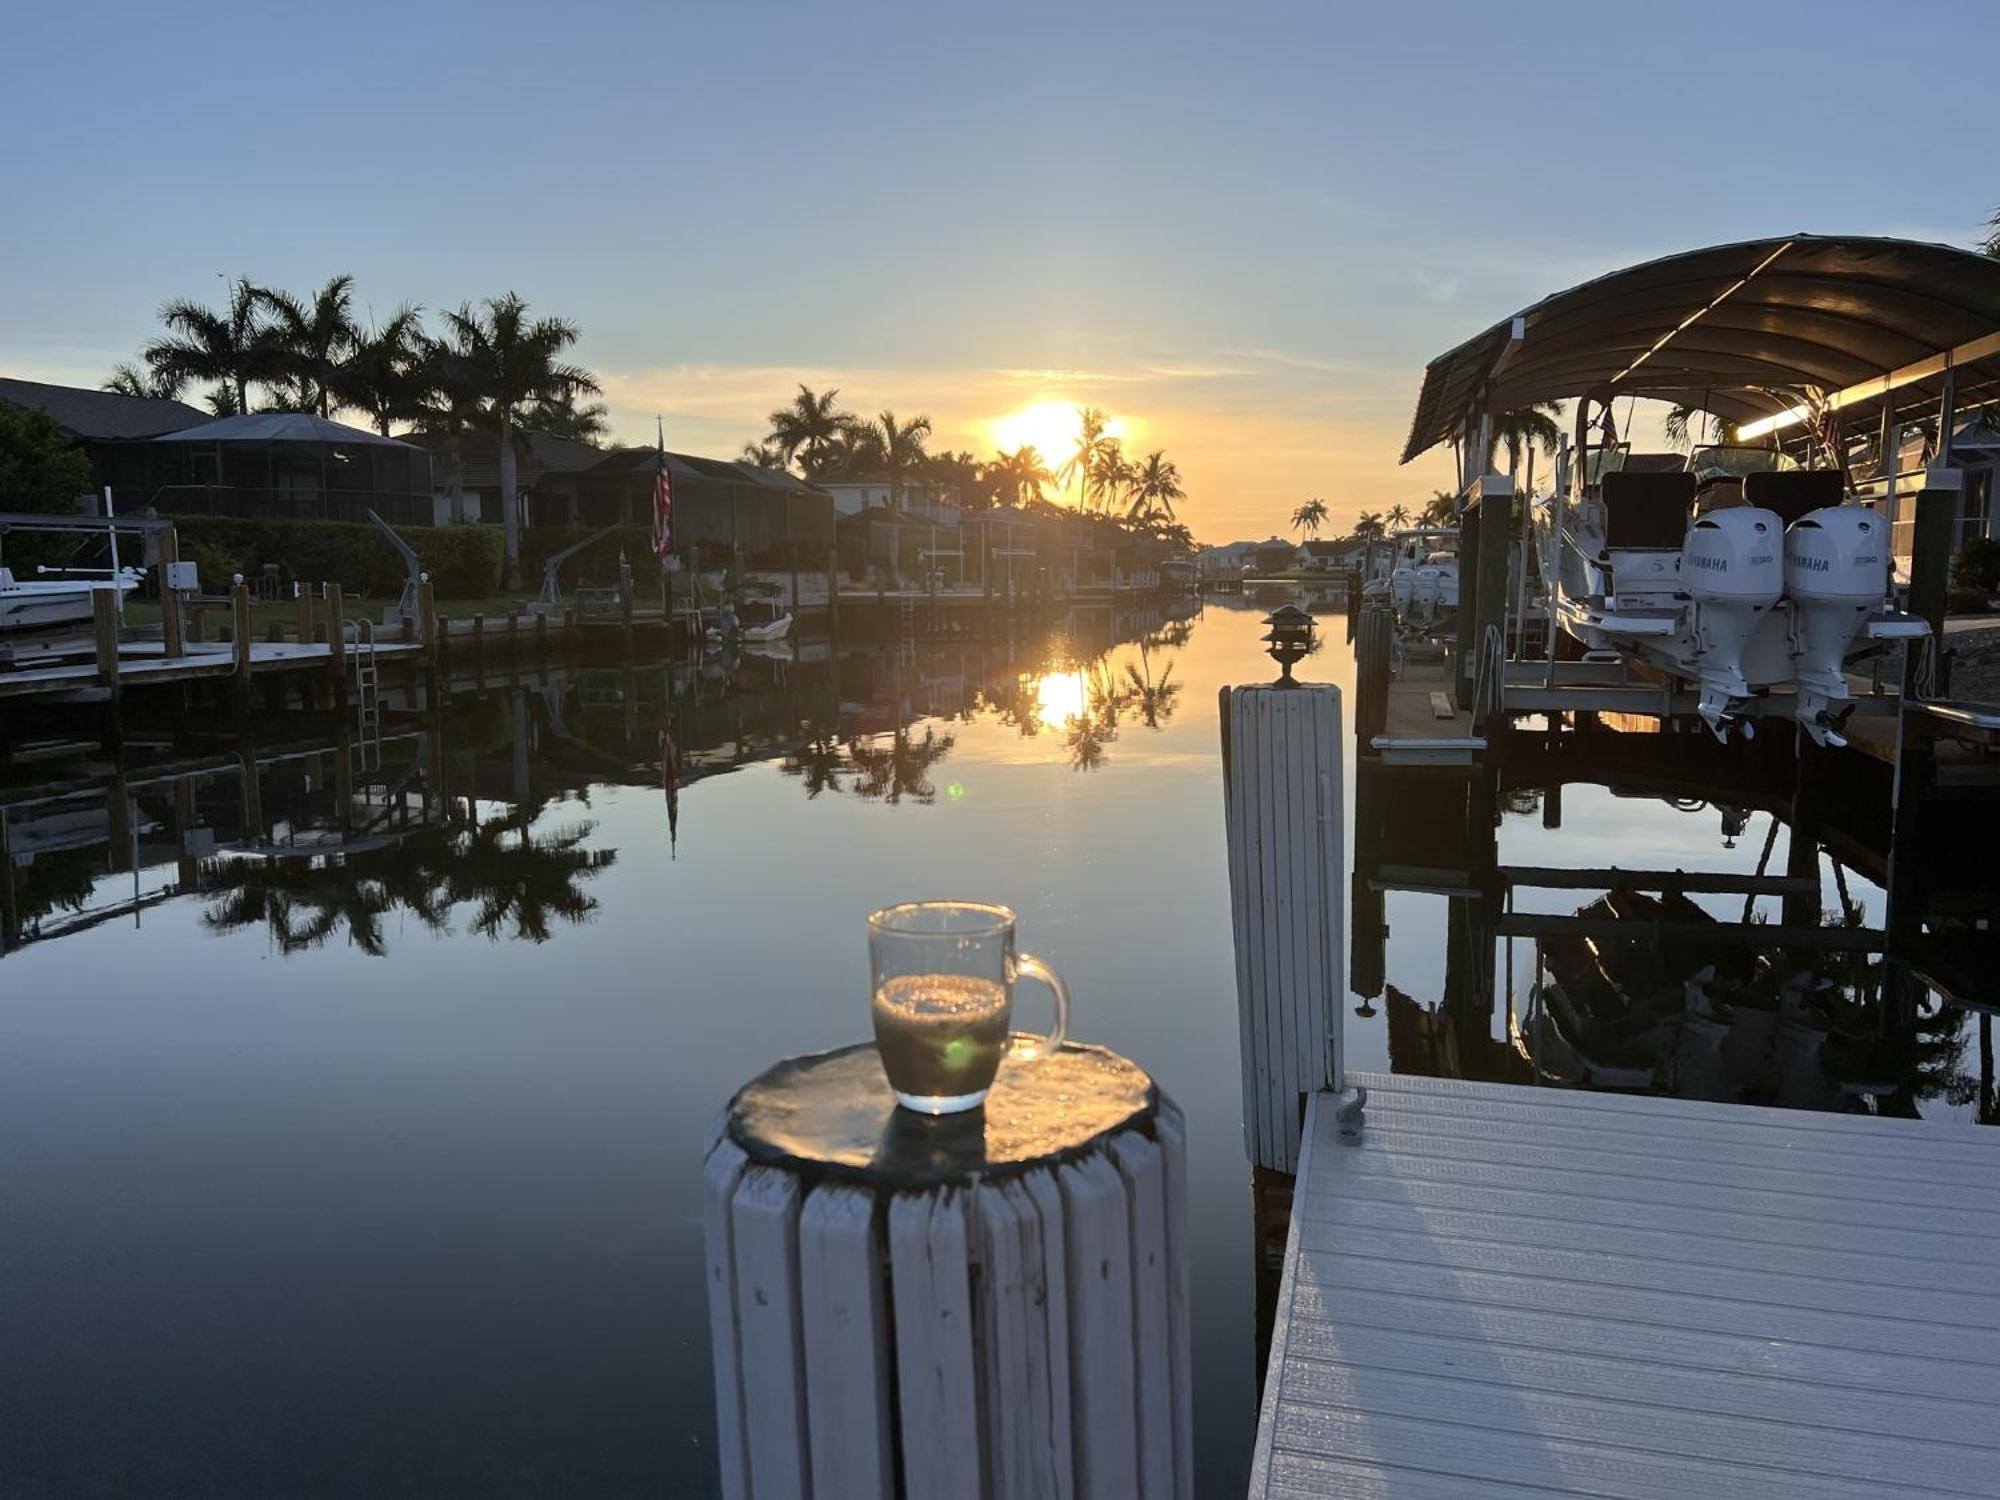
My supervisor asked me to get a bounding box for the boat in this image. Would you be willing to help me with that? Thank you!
[704,596,793,645]
[1395,236,1998,750]
[1533,441,1925,746]
[1380,528,1459,642]
[0,567,142,633]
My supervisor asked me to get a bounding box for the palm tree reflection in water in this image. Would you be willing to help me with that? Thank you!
[199,810,615,955]
[848,728,957,806]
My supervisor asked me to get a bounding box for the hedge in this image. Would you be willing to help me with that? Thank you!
[520,524,658,585]
[175,517,502,599]
[1955,536,2000,595]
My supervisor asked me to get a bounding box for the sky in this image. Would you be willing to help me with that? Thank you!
[3,0,1996,543]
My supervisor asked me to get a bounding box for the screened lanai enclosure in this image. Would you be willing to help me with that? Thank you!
[137,413,434,526]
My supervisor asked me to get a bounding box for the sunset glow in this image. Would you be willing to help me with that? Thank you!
[990,401,1127,479]
[1032,669,1088,730]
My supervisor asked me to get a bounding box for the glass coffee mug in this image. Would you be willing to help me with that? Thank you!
[868,901,1070,1114]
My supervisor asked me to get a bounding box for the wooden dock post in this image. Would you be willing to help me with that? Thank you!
[159,526,185,659]
[705,1042,1190,1500]
[92,588,121,692]
[1354,604,1390,747]
[1219,678,1344,1172]
[294,583,314,645]
[1471,479,1515,730]
[230,582,253,681]
[323,583,347,671]
[1907,472,1958,694]
[417,578,437,657]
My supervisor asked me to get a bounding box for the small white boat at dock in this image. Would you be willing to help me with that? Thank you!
[0,567,142,633]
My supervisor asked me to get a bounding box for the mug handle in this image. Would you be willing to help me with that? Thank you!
[1009,952,1070,1061]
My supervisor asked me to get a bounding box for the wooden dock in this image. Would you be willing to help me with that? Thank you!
[1374,651,1481,765]
[0,638,424,700]
[1251,1072,2000,1499]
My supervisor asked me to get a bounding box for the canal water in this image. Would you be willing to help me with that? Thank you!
[2,600,1991,1496]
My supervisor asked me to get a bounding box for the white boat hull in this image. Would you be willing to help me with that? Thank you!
[0,570,140,633]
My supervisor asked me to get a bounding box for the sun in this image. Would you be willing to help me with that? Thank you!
[991,400,1127,475]
[1032,669,1088,729]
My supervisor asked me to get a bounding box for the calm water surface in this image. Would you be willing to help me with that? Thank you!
[2,600,1990,1496]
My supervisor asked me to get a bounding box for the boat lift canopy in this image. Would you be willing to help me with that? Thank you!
[1400,234,2000,463]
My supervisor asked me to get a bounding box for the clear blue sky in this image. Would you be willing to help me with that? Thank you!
[4,0,1995,537]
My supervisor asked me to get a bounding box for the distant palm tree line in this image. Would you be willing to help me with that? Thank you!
[746,388,1194,549]
[107,274,604,586]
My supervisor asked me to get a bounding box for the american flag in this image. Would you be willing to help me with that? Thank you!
[652,416,673,562]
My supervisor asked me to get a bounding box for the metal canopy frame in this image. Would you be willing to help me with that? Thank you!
[1401,235,2000,464]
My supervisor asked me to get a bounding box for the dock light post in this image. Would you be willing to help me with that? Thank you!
[1262,603,1315,684]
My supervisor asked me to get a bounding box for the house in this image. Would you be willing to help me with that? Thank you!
[1295,539,1361,572]
[395,432,836,569]
[146,412,433,526]
[821,477,958,517]
[0,376,213,511]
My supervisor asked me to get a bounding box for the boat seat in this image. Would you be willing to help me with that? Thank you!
[1601,470,1696,550]
[1743,468,1844,526]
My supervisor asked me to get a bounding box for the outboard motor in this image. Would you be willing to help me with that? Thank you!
[1411,559,1445,628]
[1683,507,1784,738]
[1785,507,1885,748]
[1390,560,1416,615]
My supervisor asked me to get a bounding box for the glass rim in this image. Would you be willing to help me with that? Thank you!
[868,900,1016,938]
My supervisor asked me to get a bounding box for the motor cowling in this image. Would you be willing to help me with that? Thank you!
[1785,507,1885,606]
[1683,507,1784,738]
[1786,506,1887,748]
[1682,508,1784,606]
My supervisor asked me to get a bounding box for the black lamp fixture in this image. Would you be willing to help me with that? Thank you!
[1262,603,1314,685]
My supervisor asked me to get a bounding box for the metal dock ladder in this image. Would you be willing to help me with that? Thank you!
[347,620,381,773]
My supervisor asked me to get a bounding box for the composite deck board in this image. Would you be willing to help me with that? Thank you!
[1250,1071,2000,1498]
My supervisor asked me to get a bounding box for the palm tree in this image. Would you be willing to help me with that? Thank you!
[444,814,616,943]
[1983,204,2000,258]
[1422,489,1458,525]
[1291,498,1329,537]
[1386,502,1410,529]
[848,726,955,804]
[738,438,791,469]
[1058,406,1115,511]
[866,409,932,507]
[987,445,1054,506]
[103,363,187,401]
[781,733,850,798]
[335,305,426,436]
[766,385,857,477]
[256,275,360,418]
[1125,450,1185,525]
[412,333,485,525]
[1353,510,1386,540]
[442,294,601,587]
[526,389,610,443]
[1487,402,1563,484]
[1089,440,1137,517]
[1122,644,1181,729]
[143,276,277,415]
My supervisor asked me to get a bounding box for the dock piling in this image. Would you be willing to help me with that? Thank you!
[92,588,120,691]
[1219,679,1345,1172]
[230,583,252,681]
[159,526,185,659]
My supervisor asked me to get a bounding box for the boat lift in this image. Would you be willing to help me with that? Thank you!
[532,524,623,615]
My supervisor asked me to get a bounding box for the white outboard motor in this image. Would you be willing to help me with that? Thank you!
[1411,560,1444,626]
[1683,507,1784,738]
[1786,507,1886,748]
[1390,563,1416,614]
